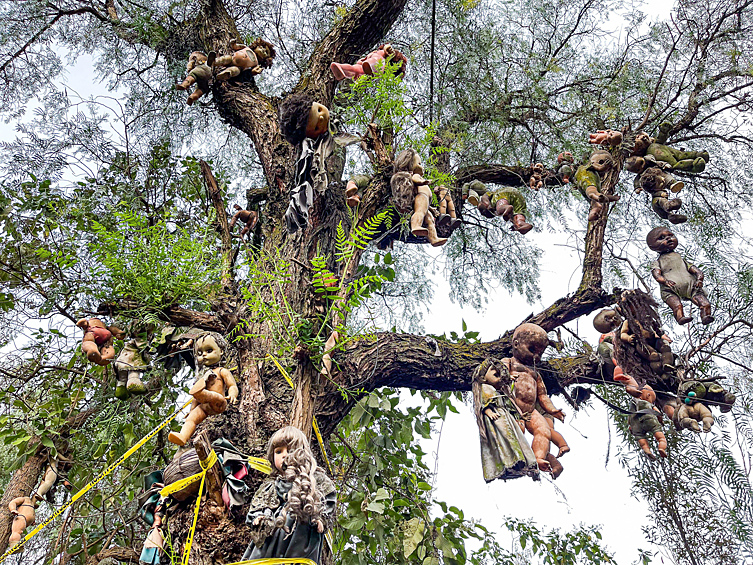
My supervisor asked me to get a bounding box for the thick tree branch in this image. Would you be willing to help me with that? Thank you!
[96,302,225,332]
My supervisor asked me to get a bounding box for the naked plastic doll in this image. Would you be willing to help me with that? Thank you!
[391,149,447,246]
[330,44,407,80]
[502,323,566,475]
[8,494,40,549]
[574,150,620,222]
[176,51,215,106]
[229,204,259,238]
[168,332,239,446]
[213,38,275,81]
[646,227,714,325]
[242,427,336,565]
[76,318,125,366]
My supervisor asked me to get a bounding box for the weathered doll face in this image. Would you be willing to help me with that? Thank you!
[593,309,622,333]
[254,44,272,62]
[512,324,549,365]
[589,150,613,173]
[187,51,208,72]
[639,386,656,404]
[195,335,222,367]
[305,102,330,139]
[273,444,288,472]
[649,228,678,253]
[558,152,574,164]
[633,132,653,154]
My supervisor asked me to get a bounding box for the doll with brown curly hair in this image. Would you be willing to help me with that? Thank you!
[242,426,336,564]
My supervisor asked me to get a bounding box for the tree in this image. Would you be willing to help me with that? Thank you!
[0,0,751,563]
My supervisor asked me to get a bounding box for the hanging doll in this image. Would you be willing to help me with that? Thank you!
[242,426,337,565]
[391,149,447,246]
[574,150,620,222]
[213,38,276,81]
[462,180,533,234]
[176,51,215,106]
[472,358,539,482]
[114,330,150,400]
[662,396,714,433]
[168,332,239,446]
[631,131,709,173]
[528,163,544,190]
[76,318,125,366]
[229,204,259,238]
[433,185,462,235]
[502,323,567,476]
[7,494,40,549]
[330,43,408,80]
[625,155,687,224]
[646,227,714,325]
[556,152,575,183]
[279,94,333,233]
[620,376,668,460]
[139,508,165,565]
[589,129,623,147]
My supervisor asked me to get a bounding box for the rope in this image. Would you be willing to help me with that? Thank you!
[0,399,193,564]
[224,559,318,565]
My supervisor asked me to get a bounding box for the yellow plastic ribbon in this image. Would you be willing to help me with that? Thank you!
[0,399,193,564]
[159,450,219,498]
[224,559,318,565]
[248,455,273,475]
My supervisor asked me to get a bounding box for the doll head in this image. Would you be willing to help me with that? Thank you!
[631,131,653,156]
[646,227,678,253]
[379,44,408,76]
[588,150,614,173]
[193,331,228,369]
[266,426,313,472]
[249,38,276,68]
[393,148,424,176]
[187,51,208,72]
[512,323,549,365]
[593,308,622,334]
[557,151,574,165]
[279,93,330,145]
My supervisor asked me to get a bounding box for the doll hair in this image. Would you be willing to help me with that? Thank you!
[279,93,314,146]
[378,44,408,76]
[645,226,670,252]
[266,426,324,530]
[390,171,415,214]
[393,148,419,173]
[613,289,664,384]
[249,38,276,68]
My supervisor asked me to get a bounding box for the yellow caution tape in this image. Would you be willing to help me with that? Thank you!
[266,356,333,476]
[160,450,219,498]
[248,455,273,475]
[0,399,193,564]
[224,559,318,565]
[182,471,206,565]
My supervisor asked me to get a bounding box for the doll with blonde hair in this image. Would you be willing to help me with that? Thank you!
[242,426,336,564]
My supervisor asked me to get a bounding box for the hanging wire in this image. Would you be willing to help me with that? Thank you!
[429,0,436,124]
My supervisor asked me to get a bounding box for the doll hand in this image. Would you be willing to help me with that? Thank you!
[313,519,325,533]
[661,334,673,344]
[486,410,499,421]
[251,66,263,75]
[227,386,240,404]
[664,279,676,288]
[625,334,635,344]
[551,409,565,422]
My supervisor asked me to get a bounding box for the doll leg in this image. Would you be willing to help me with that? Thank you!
[511,214,533,235]
[691,293,714,324]
[114,368,129,400]
[549,428,570,458]
[664,294,692,325]
[587,200,603,222]
[525,411,553,472]
[216,66,241,81]
[330,62,365,80]
[654,431,667,457]
[411,186,431,237]
[176,75,196,91]
[99,343,116,363]
[168,404,208,446]
[637,438,656,460]
[361,53,386,75]
[127,370,147,394]
[696,404,714,432]
[81,338,103,365]
[186,87,205,106]
[424,213,447,247]
[477,194,494,218]
[435,186,449,215]
[9,515,26,545]
[494,198,513,221]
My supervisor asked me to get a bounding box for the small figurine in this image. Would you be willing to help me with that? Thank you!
[625,156,687,224]
[472,358,539,481]
[8,494,40,549]
[632,131,709,173]
[574,150,620,222]
[213,38,275,81]
[662,395,714,433]
[463,180,533,234]
[556,152,575,183]
[241,426,336,565]
[502,323,566,475]
[646,227,714,325]
[279,94,333,233]
[345,174,370,207]
[139,510,165,564]
[229,204,259,238]
[589,129,623,147]
[391,148,447,246]
[76,318,125,366]
[622,379,668,460]
[168,332,239,446]
[529,163,544,190]
[176,51,214,106]
[114,332,150,400]
[330,44,407,80]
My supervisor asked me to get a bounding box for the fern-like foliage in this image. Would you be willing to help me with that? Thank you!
[335,209,391,264]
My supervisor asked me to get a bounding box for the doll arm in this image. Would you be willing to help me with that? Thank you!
[619,320,635,344]
[8,498,20,514]
[483,407,499,420]
[687,264,704,288]
[535,374,564,421]
[221,368,239,403]
[108,325,126,340]
[651,265,675,287]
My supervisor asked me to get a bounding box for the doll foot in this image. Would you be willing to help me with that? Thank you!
[536,458,552,472]
[701,314,715,325]
[642,451,657,461]
[176,82,188,91]
[668,213,687,224]
[114,384,129,401]
[430,237,448,247]
[557,445,570,458]
[670,181,684,193]
[346,195,361,207]
[511,214,533,234]
[436,214,452,229]
[588,202,603,222]
[216,67,240,81]
[497,204,513,221]
[412,226,429,237]
[448,217,462,232]
[666,198,682,211]
[689,420,700,432]
[546,454,563,479]
[658,447,668,458]
[167,432,188,446]
[127,378,147,395]
[691,157,706,173]
[606,193,621,202]
[362,60,378,75]
[466,190,480,206]
[330,62,357,80]
[675,313,693,325]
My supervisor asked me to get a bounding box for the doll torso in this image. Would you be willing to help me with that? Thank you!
[233,48,259,70]
[653,251,696,297]
[88,325,113,345]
